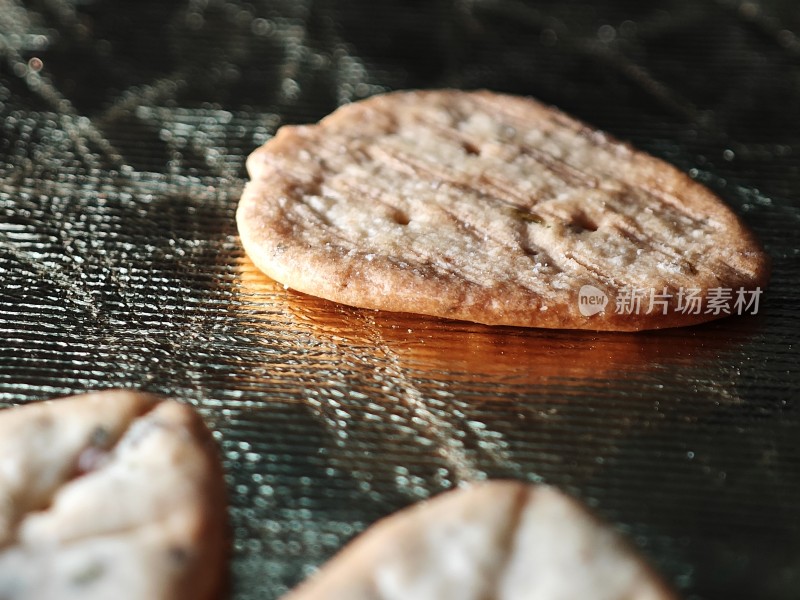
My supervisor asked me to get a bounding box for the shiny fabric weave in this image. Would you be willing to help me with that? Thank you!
[1,1,799,598]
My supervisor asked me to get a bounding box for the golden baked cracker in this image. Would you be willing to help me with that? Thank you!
[0,391,227,600]
[238,90,769,330]
[283,481,678,600]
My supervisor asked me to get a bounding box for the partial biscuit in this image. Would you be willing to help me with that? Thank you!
[282,481,677,600]
[0,390,227,600]
[238,89,769,330]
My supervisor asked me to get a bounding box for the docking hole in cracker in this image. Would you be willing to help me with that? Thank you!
[237,90,769,331]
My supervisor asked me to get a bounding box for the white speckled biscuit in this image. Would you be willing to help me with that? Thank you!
[283,481,677,600]
[0,390,227,600]
[238,89,769,330]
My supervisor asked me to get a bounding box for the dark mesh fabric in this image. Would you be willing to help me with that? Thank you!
[1,1,799,598]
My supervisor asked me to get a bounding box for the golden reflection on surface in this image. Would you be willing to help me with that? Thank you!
[235,254,757,388]
[232,254,767,497]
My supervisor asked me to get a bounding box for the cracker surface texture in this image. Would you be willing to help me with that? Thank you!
[0,390,227,600]
[282,480,678,600]
[238,90,769,330]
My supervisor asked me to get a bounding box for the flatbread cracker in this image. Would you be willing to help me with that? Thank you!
[283,481,677,600]
[238,89,769,330]
[0,390,227,600]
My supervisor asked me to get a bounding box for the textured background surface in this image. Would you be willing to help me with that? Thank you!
[1,1,799,598]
